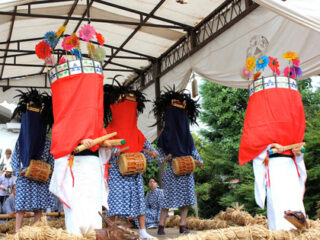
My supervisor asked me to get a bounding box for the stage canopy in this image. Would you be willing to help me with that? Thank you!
[0,0,319,141]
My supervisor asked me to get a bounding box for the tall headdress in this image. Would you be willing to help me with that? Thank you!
[153,86,200,157]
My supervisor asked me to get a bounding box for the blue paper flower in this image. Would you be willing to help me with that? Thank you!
[295,66,302,78]
[71,48,82,59]
[256,56,270,70]
[44,31,58,49]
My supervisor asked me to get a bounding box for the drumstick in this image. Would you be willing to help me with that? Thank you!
[163,154,172,163]
[73,132,117,153]
[112,146,130,156]
[101,139,126,147]
[268,142,306,155]
[195,160,202,167]
[144,149,159,157]
[119,146,130,153]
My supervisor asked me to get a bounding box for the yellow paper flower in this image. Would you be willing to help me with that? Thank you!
[245,56,256,71]
[87,42,95,58]
[56,26,66,39]
[282,51,298,61]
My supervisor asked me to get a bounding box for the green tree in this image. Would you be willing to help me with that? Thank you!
[299,80,320,218]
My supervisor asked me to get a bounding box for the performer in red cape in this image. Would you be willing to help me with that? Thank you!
[104,80,158,240]
[49,59,112,235]
[239,53,307,230]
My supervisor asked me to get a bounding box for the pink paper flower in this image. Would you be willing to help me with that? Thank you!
[284,66,296,78]
[241,67,251,79]
[62,36,73,51]
[45,55,56,66]
[292,58,300,67]
[59,57,66,64]
[79,24,96,42]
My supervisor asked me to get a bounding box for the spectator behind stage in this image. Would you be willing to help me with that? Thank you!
[145,178,163,229]
[0,149,12,173]
[3,184,15,216]
[0,165,16,206]
[135,178,164,229]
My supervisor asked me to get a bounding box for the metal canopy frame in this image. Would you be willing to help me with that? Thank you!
[0,0,258,90]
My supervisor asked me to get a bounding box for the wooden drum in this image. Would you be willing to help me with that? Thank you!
[172,156,195,175]
[118,153,146,175]
[20,160,52,182]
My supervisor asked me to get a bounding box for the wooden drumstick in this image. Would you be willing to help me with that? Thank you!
[163,154,172,163]
[112,146,130,156]
[73,132,117,153]
[268,142,306,155]
[119,146,130,153]
[195,160,202,167]
[101,139,126,147]
[144,149,159,158]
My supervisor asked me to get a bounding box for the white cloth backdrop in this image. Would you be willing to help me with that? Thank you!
[253,0,320,33]
[159,6,320,90]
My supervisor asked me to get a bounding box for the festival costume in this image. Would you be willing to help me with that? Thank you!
[239,73,307,229]
[103,84,158,218]
[11,90,55,212]
[49,66,110,235]
[153,89,202,209]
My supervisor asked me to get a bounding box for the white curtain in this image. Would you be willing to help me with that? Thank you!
[159,6,320,90]
[253,0,320,33]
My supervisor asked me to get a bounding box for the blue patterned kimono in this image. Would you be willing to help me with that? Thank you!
[157,146,202,209]
[157,106,203,209]
[11,138,55,211]
[107,140,159,218]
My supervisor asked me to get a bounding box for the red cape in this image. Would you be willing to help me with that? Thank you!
[50,73,106,159]
[239,88,305,165]
[106,100,146,153]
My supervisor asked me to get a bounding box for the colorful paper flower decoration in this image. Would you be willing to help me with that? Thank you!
[256,56,269,70]
[295,67,302,78]
[95,32,105,46]
[292,58,300,67]
[45,55,56,66]
[79,24,96,42]
[62,36,73,51]
[69,33,80,49]
[58,57,66,64]
[71,49,82,59]
[253,72,261,81]
[35,41,52,60]
[56,25,66,39]
[245,56,255,71]
[44,31,58,49]
[94,47,105,61]
[87,42,95,58]
[268,57,280,75]
[240,67,251,79]
[282,51,298,61]
[284,66,296,78]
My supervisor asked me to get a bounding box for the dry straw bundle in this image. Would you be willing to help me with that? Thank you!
[2,217,94,240]
[172,221,320,240]
[165,204,268,230]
